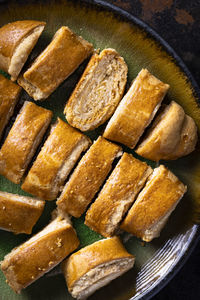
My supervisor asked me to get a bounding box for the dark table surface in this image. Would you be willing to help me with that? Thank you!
[105,1,200,299]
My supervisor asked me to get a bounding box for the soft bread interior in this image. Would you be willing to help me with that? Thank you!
[9,25,45,81]
[66,49,127,131]
[71,258,135,300]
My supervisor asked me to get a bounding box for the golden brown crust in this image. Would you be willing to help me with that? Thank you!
[0,101,52,184]
[1,217,79,293]
[103,69,169,148]
[18,26,93,100]
[0,74,21,139]
[0,191,45,234]
[22,118,91,200]
[63,237,134,291]
[136,101,185,161]
[120,165,187,241]
[0,20,46,75]
[170,114,198,159]
[57,137,122,218]
[85,153,152,237]
[136,101,198,161]
[65,48,128,131]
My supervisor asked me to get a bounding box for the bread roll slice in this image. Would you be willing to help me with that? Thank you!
[57,137,122,218]
[136,101,198,161]
[171,114,198,159]
[103,69,169,148]
[0,191,45,234]
[0,20,45,81]
[121,165,187,242]
[63,237,135,300]
[1,216,79,293]
[18,26,93,100]
[85,153,152,237]
[0,74,21,139]
[65,48,128,131]
[22,118,91,200]
[0,101,52,184]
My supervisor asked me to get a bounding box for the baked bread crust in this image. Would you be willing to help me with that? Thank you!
[120,165,187,242]
[0,74,21,139]
[22,118,91,200]
[63,237,135,299]
[85,153,152,237]
[103,69,169,148]
[65,48,128,131]
[136,101,198,161]
[0,20,46,80]
[57,137,122,218]
[18,26,93,100]
[0,101,52,184]
[0,216,79,293]
[0,191,45,234]
[172,114,198,159]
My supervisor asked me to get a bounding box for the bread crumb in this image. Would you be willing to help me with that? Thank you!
[56,238,62,247]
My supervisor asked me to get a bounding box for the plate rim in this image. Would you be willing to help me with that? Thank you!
[79,0,200,299]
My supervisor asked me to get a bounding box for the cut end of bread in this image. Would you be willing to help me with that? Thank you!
[9,25,45,81]
[65,48,128,131]
[136,101,197,161]
[71,258,135,299]
[141,201,179,242]
[17,75,48,100]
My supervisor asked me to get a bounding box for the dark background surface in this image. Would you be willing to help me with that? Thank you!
[105,1,200,299]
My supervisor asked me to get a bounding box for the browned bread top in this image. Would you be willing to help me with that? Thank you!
[0,101,52,184]
[136,101,198,161]
[172,114,198,159]
[0,74,21,138]
[103,69,169,148]
[19,26,93,99]
[22,118,91,200]
[63,236,134,291]
[0,216,79,293]
[0,191,45,234]
[120,165,187,241]
[57,136,122,218]
[85,153,152,237]
[0,20,46,60]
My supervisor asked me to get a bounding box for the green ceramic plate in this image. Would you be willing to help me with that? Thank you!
[0,1,200,300]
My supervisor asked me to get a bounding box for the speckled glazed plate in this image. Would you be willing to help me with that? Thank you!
[0,1,200,299]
